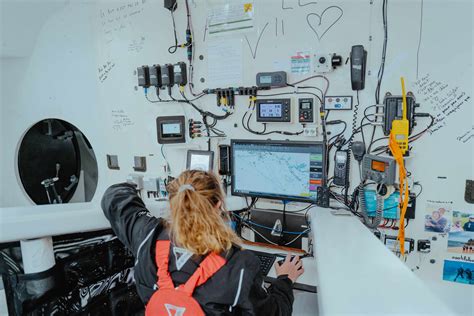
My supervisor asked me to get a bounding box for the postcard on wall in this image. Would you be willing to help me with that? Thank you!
[424,200,453,234]
[448,211,474,254]
[443,260,474,285]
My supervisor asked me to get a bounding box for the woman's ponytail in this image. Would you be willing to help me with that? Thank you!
[167,170,240,255]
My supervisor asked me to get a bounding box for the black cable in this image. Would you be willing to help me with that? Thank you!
[257,91,322,104]
[168,6,180,54]
[375,0,388,105]
[280,202,287,246]
[242,111,303,136]
[370,114,434,154]
[368,0,389,155]
[290,75,330,96]
[409,115,434,141]
[414,182,423,198]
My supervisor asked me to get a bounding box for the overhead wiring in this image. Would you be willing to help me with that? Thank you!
[167,4,180,54]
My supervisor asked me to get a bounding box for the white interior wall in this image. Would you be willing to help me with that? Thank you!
[0,0,473,314]
[0,1,108,207]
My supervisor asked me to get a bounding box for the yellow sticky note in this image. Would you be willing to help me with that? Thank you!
[244,3,253,13]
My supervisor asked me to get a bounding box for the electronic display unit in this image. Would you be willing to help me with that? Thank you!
[156,116,185,144]
[256,71,287,88]
[260,103,282,117]
[256,99,291,122]
[231,139,325,203]
[186,150,214,172]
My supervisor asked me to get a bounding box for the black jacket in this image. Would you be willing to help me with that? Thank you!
[101,183,294,315]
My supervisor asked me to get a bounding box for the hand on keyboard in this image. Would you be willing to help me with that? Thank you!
[275,254,304,283]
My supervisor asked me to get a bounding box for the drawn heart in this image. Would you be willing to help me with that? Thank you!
[306,6,344,41]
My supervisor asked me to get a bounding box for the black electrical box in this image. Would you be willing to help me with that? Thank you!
[316,186,330,208]
[405,193,416,219]
[160,64,174,87]
[218,145,231,176]
[417,239,431,252]
[383,94,417,136]
[149,64,162,88]
[164,0,177,11]
[137,66,150,88]
[173,62,187,86]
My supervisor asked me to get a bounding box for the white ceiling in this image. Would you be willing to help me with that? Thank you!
[1,0,69,58]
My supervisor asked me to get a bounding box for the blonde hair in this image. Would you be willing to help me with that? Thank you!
[167,170,241,255]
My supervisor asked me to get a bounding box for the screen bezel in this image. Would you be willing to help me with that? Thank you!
[156,116,186,144]
[230,139,326,203]
[186,150,214,172]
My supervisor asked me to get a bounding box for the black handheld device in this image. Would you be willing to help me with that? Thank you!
[350,45,367,90]
[333,150,349,186]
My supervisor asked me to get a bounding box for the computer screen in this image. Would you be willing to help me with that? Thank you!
[231,140,325,203]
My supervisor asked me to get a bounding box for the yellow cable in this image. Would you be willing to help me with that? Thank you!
[389,132,409,255]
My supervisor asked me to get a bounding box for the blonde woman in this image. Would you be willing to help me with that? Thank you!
[102,170,304,315]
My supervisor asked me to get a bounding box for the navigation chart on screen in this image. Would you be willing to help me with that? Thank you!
[234,149,311,198]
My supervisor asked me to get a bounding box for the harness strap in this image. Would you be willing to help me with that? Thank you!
[155,240,174,290]
[154,240,227,295]
[178,252,226,296]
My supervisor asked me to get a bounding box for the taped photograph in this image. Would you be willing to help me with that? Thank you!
[442,260,474,285]
[448,211,474,253]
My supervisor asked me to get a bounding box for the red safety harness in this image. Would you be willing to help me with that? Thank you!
[145,240,226,316]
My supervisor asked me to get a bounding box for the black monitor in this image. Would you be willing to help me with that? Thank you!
[231,139,325,203]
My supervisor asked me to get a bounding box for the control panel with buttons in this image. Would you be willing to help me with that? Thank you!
[362,154,397,185]
[298,98,314,123]
[256,98,292,122]
[324,95,353,110]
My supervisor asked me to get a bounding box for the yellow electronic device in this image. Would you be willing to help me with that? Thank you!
[390,77,409,154]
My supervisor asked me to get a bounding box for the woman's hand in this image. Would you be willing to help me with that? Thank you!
[275,254,304,283]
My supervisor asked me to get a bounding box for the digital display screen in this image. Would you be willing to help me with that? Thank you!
[259,103,282,118]
[336,152,347,163]
[189,154,211,171]
[301,102,311,109]
[371,160,386,172]
[162,123,181,135]
[232,140,325,203]
[259,75,272,84]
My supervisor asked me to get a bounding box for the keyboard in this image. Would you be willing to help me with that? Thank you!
[248,250,276,276]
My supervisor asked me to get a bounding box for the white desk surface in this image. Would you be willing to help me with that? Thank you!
[0,196,246,242]
[314,208,455,316]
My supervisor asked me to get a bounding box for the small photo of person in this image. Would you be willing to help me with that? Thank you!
[425,207,451,233]
[448,211,474,253]
[464,215,474,232]
[443,260,474,285]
